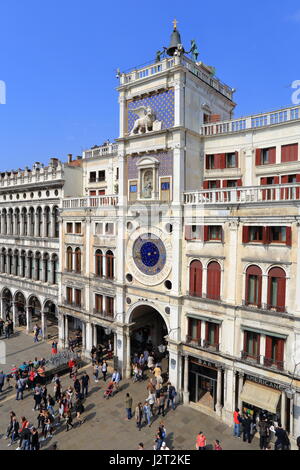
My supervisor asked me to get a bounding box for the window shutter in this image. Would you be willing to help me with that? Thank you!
[273,176,279,184]
[235,151,239,168]
[269,147,276,164]
[205,322,209,341]
[255,149,261,166]
[276,339,284,363]
[197,320,201,340]
[296,174,300,183]
[215,324,220,346]
[242,226,249,243]
[265,336,272,359]
[195,263,202,297]
[189,264,195,295]
[257,274,262,308]
[237,179,242,186]
[277,277,286,312]
[260,177,267,185]
[281,176,289,184]
[286,227,292,247]
[243,331,247,352]
[216,180,221,188]
[185,226,192,240]
[187,318,192,337]
[203,226,209,242]
[220,154,226,169]
[263,227,270,244]
[222,180,228,188]
[203,180,209,189]
[205,155,209,169]
[282,143,298,162]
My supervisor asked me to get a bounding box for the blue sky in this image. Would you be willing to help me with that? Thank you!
[0,0,299,169]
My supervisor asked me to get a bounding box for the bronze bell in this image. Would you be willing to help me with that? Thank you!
[166,29,183,56]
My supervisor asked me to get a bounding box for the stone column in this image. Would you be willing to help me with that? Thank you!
[0,298,3,320]
[34,211,39,237]
[281,390,287,430]
[58,313,65,349]
[113,332,117,356]
[42,210,47,238]
[26,306,32,334]
[238,372,244,411]
[64,315,69,346]
[125,332,131,378]
[216,368,223,416]
[41,311,47,340]
[93,324,98,347]
[81,322,86,354]
[290,396,294,437]
[261,274,268,308]
[85,322,93,359]
[183,355,190,404]
[12,302,17,328]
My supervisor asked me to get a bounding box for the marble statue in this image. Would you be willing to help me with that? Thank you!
[130,106,157,135]
[143,171,153,198]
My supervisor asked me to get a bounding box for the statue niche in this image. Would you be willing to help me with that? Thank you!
[130,106,161,135]
[142,170,153,198]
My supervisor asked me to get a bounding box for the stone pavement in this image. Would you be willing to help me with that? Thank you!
[0,330,259,450]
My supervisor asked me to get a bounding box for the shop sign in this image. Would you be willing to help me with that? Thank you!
[245,374,284,391]
[192,357,218,369]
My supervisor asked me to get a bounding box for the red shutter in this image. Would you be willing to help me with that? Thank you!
[207,262,221,300]
[269,147,276,164]
[242,226,249,243]
[265,336,272,359]
[205,155,210,169]
[276,339,284,364]
[197,320,201,340]
[216,180,221,188]
[282,143,298,162]
[286,227,292,246]
[277,277,286,312]
[214,324,219,346]
[185,226,192,240]
[243,331,247,352]
[203,180,209,189]
[281,175,289,199]
[261,178,267,185]
[222,180,228,188]
[273,176,279,184]
[255,149,261,166]
[220,154,226,169]
[237,179,242,186]
[281,176,289,184]
[263,227,270,244]
[296,175,300,199]
[235,151,239,168]
[204,226,209,242]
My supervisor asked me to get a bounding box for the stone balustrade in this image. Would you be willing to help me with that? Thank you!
[63,195,118,209]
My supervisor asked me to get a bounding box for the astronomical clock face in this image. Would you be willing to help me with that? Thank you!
[127,227,172,286]
[133,234,166,275]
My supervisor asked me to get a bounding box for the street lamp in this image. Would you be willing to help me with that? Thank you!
[285,362,300,399]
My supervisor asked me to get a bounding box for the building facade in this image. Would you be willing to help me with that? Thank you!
[2,25,300,445]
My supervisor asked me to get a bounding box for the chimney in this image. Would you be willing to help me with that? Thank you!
[68,154,73,163]
[76,155,82,160]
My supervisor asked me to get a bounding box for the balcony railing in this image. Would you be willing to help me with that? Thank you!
[83,143,118,159]
[186,335,219,351]
[62,299,82,309]
[62,195,118,209]
[88,177,106,183]
[183,184,300,205]
[241,351,285,371]
[92,308,114,321]
[201,105,300,136]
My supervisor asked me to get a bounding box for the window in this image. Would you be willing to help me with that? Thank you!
[269,227,286,243]
[245,265,262,307]
[249,227,263,242]
[243,331,260,360]
[106,250,114,279]
[105,223,114,235]
[89,171,96,183]
[205,322,219,348]
[226,152,237,168]
[226,180,238,188]
[75,223,81,234]
[187,318,201,341]
[66,247,73,271]
[206,226,222,241]
[189,260,202,297]
[95,223,103,235]
[205,154,225,169]
[243,226,291,245]
[255,147,276,165]
[66,223,73,234]
[95,294,103,313]
[206,155,215,169]
[265,336,284,370]
[74,289,81,307]
[281,143,298,163]
[75,248,81,273]
[130,184,137,192]
[66,287,73,304]
[206,261,221,300]
[129,180,138,202]
[95,249,103,277]
[267,267,286,312]
[98,170,105,182]
[106,296,114,316]
[116,168,119,180]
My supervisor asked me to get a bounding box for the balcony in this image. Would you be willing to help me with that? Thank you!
[83,143,118,159]
[62,195,118,209]
[92,308,114,321]
[186,335,219,352]
[241,350,260,364]
[183,184,300,205]
[201,105,300,137]
[240,351,285,371]
[62,299,83,310]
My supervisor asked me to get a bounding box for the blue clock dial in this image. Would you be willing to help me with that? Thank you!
[133,234,166,275]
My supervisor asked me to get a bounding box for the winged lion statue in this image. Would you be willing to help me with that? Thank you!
[130,106,156,135]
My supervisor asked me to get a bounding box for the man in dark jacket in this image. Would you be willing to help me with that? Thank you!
[166,382,176,410]
[242,414,252,443]
[275,424,290,450]
[258,418,270,450]
[81,372,90,397]
[0,371,5,393]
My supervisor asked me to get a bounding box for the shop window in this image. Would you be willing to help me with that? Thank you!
[206,261,221,300]
[189,260,202,297]
[187,318,201,342]
[245,265,262,307]
[267,267,286,312]
[264,336,284,370]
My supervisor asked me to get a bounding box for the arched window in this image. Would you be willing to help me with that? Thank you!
[7,249,13,275]
[245,265,262,307]
[37,207,42,237]
[66,246,73,271]
[9,209,14,234]
[268,267,286,312]
[75,248,81,273]
[44,207,50,237]
[189,260,203,297]
[43,253,50,282]
[53,206,59,238]
[206,261,221,300]
[29,208,35,236]
[15,209,20,235]
[14,249,19,276]
[106,250,114,279]
[22,208,28,236]
[28,251,34,279]
[21,250,26,277]
[35,252,41,280]
[2,210,7,235]
[1,248,6,273]
[95,249,103,277]
[52,254,58,284]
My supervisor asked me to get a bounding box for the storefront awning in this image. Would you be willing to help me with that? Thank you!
[240,380,281,414]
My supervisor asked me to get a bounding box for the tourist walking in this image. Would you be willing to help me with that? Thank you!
[135,402,143,431]
[274,423,290,450]
[15,377,26,401]
[75,399,85,426]
[233,408,242,438]
[196,431,207,450]
[33,384,43,410]
[166,382,177,410]
[112,369,121,391]
[93,363,100,383]
[258,417,270,450]
[125,392,133,420]
[4,411,16,440]
[66,409,74,431]
[143,401,152,427]
[7,416,19,447]
[31,427,40,450]
[0,370,5,393]
[81,372,90,397]
[101,360,108,382]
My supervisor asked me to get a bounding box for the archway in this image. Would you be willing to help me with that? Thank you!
[2,288,12,320]
[128,304,169,373]
[28,296,41,325]
[14,291,26,327]
[44,300,58,339]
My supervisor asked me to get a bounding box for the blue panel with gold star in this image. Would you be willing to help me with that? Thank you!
[128,89,174,134]
[133,233,166,275]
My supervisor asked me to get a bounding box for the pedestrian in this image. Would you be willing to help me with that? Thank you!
[81,372,90,397]
[125,392,133,420]
[147,353,155,371]
[51,341,58,355]
[214,439,222,450]
[31,427,40,450]
[101,360,107,382]
[16,416,30,450]
[274,423,290,450]
[143,401,152,427]
[157,392,166,417]
[4,322,10,339]
[146,391,156,416]
[196,431,207,450]
[233,408,242,438]
[135,402,143,431]
[57,399,65,425]
[0,370,5,393]
[33,323,39,343]
[41,384,48,408]
[242,413,252,443]
[161,442,170,450]
[19,426,31,450]
[37,409,45,429]
[7,416,19,447]
[4,411,16,440]
[53,376,62,402]
[112,369,121,391]
[75,399,85,426]
[66,409,74,431]
[68,358,75,378]
[47,394,56,417]
[93,363,99,383]
[166,382,177,410]
[258,417,270,450]
[33,384,43,410]
[153,363,162,378]
[16,376,26,400]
